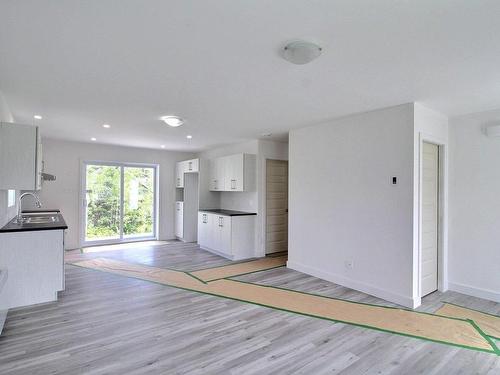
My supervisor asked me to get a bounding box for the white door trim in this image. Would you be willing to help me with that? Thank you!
[417,133,448,301]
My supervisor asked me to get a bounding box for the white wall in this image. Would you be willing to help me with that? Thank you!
[449,110,500,302]
[288,104,416,307]
[0,90,17,227]
[31,138,194,249]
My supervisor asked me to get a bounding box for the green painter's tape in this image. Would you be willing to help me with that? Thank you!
[68,262,499,355]
[184,272,208,285]
[441,301,500,318]
[204,265,286,282]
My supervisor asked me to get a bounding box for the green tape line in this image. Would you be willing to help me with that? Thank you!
[203,264,286,282]
[441,301,500,318]
[68,262,499,355]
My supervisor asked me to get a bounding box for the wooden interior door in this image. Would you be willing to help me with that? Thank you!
[266,159,288,254]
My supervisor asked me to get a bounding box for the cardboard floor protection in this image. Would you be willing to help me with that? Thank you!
[436,303,500,340]
[190,256,287,282]
[70,257,499,354]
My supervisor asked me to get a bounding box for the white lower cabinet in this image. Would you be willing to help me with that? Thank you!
[197,212,255,260]
[0,230,65,309]
[175,201,184,238]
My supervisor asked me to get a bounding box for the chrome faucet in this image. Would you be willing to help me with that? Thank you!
[17,192,42,223]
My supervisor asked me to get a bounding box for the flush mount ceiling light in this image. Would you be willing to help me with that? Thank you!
[160,144,166,148]
[102,124,111,128]
[186,135,192,139]
[283,41,322,65]
[90,137,97,141]
[33,115,42,120]
[161,115,184,127]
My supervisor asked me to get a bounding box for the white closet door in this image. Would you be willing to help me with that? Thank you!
[421,142,439,297]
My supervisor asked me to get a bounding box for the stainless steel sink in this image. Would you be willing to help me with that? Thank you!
[19,215,60,224]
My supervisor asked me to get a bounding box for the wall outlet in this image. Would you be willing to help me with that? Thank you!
[344,260,354,270]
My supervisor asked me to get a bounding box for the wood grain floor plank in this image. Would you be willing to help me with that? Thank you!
[0,242,497,374]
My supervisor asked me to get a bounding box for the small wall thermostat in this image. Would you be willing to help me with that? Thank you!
[392,177,397,185]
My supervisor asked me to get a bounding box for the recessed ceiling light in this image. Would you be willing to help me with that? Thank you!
[160,145,166,148]
[186,135,192,139]
[102,124,111,128]
[160,115,184,127]
[33,115,42,120]
[91,137,97,141]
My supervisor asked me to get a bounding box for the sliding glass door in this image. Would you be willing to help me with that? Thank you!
[82,162,157,245]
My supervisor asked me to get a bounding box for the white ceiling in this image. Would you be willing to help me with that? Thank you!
[1,0,500,151]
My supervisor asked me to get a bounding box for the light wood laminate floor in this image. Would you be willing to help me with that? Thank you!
[0,242,499,374]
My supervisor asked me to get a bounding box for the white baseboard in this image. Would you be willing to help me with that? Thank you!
[448,281,500,303]
[287,260,418,308]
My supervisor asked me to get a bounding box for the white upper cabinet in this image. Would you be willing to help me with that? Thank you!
[209,157,225,191]
[175,158,199,188]
[0,122,42,190]
[175,162,184,188]
[186,159,198,173]
[224,154,244,191]
[209,153,255,192]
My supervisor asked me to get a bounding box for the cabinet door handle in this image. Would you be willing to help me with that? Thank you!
[231,179,236,189]
[219,217,224,227]
[188,162,192,171]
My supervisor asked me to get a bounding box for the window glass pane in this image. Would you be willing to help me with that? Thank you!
[123,167,155,238]
[85,165,121,241]
[7,190,15,207]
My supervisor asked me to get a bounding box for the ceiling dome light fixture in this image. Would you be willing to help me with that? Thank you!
[33,115,42,120]
[161,115,184,127]
[102,124,111,128]
[283,40,322,65]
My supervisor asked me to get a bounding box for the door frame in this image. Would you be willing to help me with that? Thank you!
[417,134,448,300]
[264,158,289,255]
[79,160,159,247]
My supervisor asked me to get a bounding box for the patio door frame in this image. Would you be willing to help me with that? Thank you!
[80,160,159,247]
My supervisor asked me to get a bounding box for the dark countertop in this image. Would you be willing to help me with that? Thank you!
[22,209,61,214]
[199,209,257,216]
[0,213,68,233]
